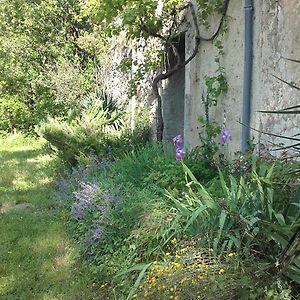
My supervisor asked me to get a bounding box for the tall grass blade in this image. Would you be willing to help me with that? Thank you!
[184,205,208,231]
[166,193,191,216]
[126,263,152,300]
[182,163,216,209]
[214,210,227,251]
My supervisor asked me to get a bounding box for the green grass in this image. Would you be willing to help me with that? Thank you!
[0,134,99,300]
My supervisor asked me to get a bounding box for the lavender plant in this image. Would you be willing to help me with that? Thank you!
[84,222,106,246]
[72,181,99,219]
[53,156,120,252]
[71,179,121,247]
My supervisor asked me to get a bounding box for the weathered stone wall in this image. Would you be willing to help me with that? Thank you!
[99,35,157,133]
[184,0,300,157]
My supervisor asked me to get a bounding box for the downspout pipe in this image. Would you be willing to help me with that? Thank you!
[241,0,254,152]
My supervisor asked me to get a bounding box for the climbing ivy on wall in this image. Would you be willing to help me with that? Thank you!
[197,0,226,25]
[198,37,228,161]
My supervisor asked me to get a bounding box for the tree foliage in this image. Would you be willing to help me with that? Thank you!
[0,0,227,133]
[81,0,183,38]
[0,0,96,128]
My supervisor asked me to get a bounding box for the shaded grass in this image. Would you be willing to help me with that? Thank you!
[0,134,98,300]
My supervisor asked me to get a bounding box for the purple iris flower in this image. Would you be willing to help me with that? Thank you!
[176,148,186,161]
[220,127,232,145]
[173,134,185,161]
[173,134,184,149]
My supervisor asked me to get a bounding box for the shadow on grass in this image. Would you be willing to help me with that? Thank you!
[0,149,45,161]
[0,183,59,211]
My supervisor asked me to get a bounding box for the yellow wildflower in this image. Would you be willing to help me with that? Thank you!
[197,274,204,280]
[173,262,181,269]
[175,254,181,260]
[171,238,177,245]
[219,268,225,275]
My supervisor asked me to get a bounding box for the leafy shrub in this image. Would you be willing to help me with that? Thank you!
[44,60,94,110]
[53,156,175,298]
[113,145,188,195]
[0,95,30,132]
[111,143,219,195]
[39,101,124,165]
[53,139,300,298]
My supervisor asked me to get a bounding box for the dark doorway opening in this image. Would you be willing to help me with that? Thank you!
[162,33,185,144]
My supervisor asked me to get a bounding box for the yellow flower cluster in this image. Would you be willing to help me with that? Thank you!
[134,243,235,299]
[135,246,214,299]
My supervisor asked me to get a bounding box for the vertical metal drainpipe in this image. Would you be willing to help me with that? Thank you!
[241,0,254,152]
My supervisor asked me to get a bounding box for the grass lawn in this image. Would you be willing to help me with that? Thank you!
[0,134,98,300]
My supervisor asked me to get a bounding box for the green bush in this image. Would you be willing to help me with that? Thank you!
[0,95,30,132]
[39,101,122,165]
[111,143,219,195]
[40,92,152,166]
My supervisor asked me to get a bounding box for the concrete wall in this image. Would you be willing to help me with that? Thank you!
[183,0,300,157]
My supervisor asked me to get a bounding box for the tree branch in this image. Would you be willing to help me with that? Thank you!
[152,0,230,141]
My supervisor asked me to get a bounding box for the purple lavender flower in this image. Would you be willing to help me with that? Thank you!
[173,134,184,149]
[73,181,99,202]
[71,181,99,219]
[97,205,107,213]
[71,199,91,219]
[84,223,105,246]
[91,223,104,240]
[220,127,232,145]
[102,191,119,205]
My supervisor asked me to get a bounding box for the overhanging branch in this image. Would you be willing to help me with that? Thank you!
[152,0,230,141]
